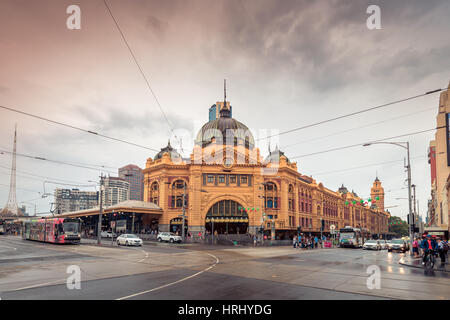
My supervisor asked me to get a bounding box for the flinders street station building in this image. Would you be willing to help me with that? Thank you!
[143,99,390,240]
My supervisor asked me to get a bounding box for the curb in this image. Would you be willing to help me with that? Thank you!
[399,259,450,273]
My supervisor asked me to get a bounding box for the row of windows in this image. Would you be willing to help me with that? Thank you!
[203,174,251,186]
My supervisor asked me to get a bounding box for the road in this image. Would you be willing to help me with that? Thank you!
[0,236,448,300]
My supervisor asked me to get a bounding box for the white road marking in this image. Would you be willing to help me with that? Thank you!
[0,245,17,251]
[12,278,66,291]
[116,252,219,300]
[136,248,149,263]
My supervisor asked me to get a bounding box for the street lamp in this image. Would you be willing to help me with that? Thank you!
[363,141,414,256]
[89,177,105,245]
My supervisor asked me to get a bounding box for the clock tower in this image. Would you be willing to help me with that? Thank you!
[370,176,385,211]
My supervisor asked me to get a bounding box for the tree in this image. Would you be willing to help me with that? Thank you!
[388,216,408,237]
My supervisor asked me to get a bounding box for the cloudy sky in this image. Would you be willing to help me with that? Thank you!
[0,0,449,219]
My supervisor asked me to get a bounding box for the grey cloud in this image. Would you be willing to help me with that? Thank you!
[146,15,169,37]
[206,0,449,91]
[371,45,450,80]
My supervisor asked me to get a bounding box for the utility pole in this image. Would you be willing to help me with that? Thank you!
[181,183,186,241]
[406,142,414,256]
[97,174,104,245]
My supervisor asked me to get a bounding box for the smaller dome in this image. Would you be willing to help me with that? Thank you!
[154,140,181,161]
[338,184,348,194]
[265,148,289,163]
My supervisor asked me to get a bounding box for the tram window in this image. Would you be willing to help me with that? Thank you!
[241,176,247,184]
[207,175,214,183]
[230,175,236,183]
[218,175,225,183]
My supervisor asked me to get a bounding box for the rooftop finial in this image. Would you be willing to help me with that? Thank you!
[219,79,231,117]
[224,79,226,105]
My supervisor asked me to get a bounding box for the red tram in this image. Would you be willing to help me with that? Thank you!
[22,218,81,244]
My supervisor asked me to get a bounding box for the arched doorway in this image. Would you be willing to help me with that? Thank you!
[170,217,188,235]
[205,199,248,234]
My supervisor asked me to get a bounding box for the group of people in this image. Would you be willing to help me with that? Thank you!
[292,234,328,249]
[412,234,448,267]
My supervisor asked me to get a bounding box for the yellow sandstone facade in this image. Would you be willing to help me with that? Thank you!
[428,82,450,233]
[143,100,389,239]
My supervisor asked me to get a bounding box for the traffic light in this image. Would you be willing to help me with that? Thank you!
[297,226,302,233]
[321,219,325,231]
[407,215,415,225]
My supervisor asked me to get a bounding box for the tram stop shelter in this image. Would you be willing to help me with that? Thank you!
[55,200,163,236]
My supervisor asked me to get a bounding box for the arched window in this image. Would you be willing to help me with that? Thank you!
[264,182,278,209]
[288,184,294,211]
[206,199,248,217]
[149,182,159,205]
[170,180,188,208]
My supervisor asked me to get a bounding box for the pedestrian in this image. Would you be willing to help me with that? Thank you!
[293,236,297,248]
[412,238,419,257]
[253,235,257,247]
[437,238,447,266]
[421,235,438,265]
[314,236,318,249]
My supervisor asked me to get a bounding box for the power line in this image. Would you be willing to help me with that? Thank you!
[103,0,176,140]
[0,149,117,174]
[280,106,436,150]
[290,126,445,159]
[0,104,160,152]
[0,183,40,193]
[257,88,444,142]
[0,169,87,185]
[311,155,427,176]
[0,143,117,170]
[0,164,98,185]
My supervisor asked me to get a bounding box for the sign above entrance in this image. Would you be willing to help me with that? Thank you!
[205,217,249,223]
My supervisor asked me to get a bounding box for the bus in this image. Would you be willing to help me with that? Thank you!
[22,218,81,244]
[339,226,363,248]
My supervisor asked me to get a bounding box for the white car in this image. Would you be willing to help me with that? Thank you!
[116,234,143,246]
[379,239,389,250]
[157,232,182,243]
[363,239,381,250]
[101,231,117,238]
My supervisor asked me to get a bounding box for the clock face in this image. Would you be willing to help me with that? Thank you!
[224,158,233,168]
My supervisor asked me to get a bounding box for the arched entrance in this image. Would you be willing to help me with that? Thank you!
[170,217,188,236]
[205,200,248,234]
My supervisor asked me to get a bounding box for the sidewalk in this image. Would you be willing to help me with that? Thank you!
[399,254,449,273]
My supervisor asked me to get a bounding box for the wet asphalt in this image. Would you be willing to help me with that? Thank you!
[0,236,448,300]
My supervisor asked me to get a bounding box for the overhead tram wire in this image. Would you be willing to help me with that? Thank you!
[102,0,178,144]
[0,164,94,185]
[280,105,436,150]
[0,145,117,170]
[310,155,427,176]
[0,105,160,153]
[0,149,117,174]
[290,125,446,160]
[257,88,444,142]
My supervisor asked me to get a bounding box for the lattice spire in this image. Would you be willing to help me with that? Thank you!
[1,125,19,216]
